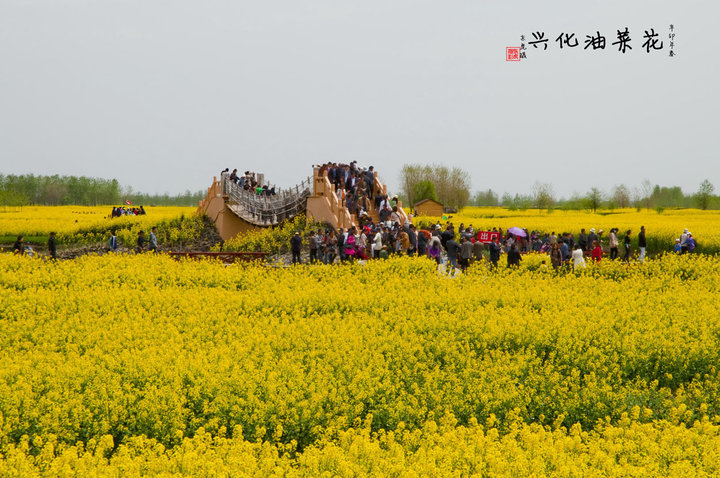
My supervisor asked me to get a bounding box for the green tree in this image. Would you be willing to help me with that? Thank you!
[411,180,438,204]
[532,182,555,211]
[611,184,631,208]
[584,187,604,213]
[400,164,471,209]
[0,174,202,206]
[474,189,499,207]
[695,179,715,210]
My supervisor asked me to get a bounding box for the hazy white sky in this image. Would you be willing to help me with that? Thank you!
[0,0,717,198]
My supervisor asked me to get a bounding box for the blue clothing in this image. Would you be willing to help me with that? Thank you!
[560,242,570,261]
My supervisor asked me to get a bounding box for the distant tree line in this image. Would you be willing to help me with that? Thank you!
[396,166,717,212]
[473,179,719,211]
[0,174,204,207]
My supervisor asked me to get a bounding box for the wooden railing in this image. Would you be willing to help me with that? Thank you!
[222,173,312,226]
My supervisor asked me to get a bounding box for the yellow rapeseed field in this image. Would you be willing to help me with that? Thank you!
[1,253,719,475]
[0,205,195,238]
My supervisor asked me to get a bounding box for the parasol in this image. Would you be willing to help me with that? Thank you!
[507,226,527,237]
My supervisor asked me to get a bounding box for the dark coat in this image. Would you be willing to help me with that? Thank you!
[507,248,522,266]
[290,235,302,253]
[48,236,57,258]
[489,242,501,261]
[446,239,460,258]
[441,230,455,249]
[408,229,417,249]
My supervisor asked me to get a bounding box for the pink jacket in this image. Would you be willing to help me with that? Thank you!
[345,234,356,256]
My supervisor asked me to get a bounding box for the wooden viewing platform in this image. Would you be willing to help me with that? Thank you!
[197,167,409,241]
[168,251,268,263]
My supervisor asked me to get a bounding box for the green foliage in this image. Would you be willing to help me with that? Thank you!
[695,179,715,210]
[124,189,205,207]
[400,164,471,209]
[652,185,689,208]
[411,180,438,204]
[218,215,321,254]
[584,187,604,213]
[473,189,499,207]
[611,184,631,208]
[0,190,28,209]
[532,182,555,210]
[57,213,206,247]
[0,174,203,206]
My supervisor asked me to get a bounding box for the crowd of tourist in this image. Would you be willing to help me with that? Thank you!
[111,206,146,218]
[676,229,697,254]
[291,222,500,269]
[315,161,403,225]
[222,169,277,196]
[291,221,699,271]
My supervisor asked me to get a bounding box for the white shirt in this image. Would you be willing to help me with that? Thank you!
[572,249,586,268]
[373,232,383,249]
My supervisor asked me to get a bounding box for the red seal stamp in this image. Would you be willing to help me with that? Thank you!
[506,46,520,61]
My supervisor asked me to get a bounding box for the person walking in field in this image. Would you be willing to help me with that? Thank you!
[590,240,602,262]
[587,228,598,251]
[398,228,410,255]
[427,235,441,264]
[488,236,501,269]
[372,227,383,259]
[344,227,357,261]
[149,227,158,253]
[572,244,586,270]
[638,226,647,262]
[337,228,347,263]
[459,236,473,271]
[13,236,24,255]
[407,224,417,256]
[355,227,368,260]
[507,243,522,268]
[578,228,588,251]
[549,242,562,270]
[308,230,319,263]
[290,231,302,264]
[48,232,57,259]
[324,230,338,264]
[608,228,619,260]
[445,236,460,270]
[685,233,696,253]
[109,231,118,252]
[472,238,484,264]
[622,230,632,262]
[137,231,146,253]
[559,239,570,269]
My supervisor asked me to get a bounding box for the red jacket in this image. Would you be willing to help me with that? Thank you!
[591,246,602,262]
